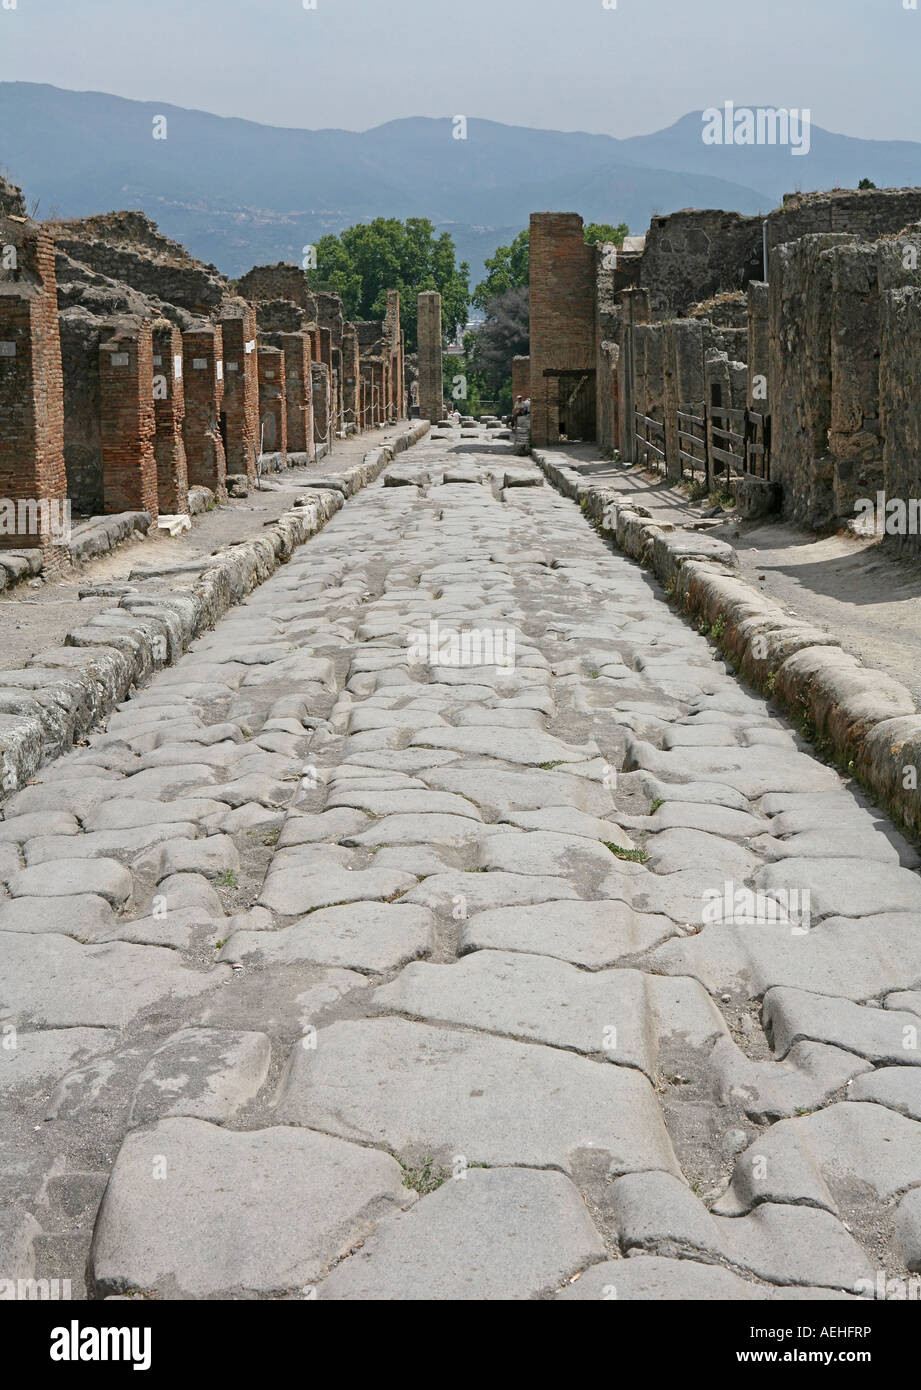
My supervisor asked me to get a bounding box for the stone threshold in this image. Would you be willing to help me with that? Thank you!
[0,422,430,801]
[534,446,921,845]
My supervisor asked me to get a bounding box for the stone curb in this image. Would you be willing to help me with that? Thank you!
[0,422,431,802]
[533,448,921,840]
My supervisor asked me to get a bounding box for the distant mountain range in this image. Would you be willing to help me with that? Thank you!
[2,83,920,284]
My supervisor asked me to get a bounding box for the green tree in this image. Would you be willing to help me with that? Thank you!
[583,221,630,246]
[473,229,530,310]
[465,285,530,412]
[306,217,469,352]
[858,178,877,190]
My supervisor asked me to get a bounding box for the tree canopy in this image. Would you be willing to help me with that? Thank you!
[306,217,470,351]
[472,221,629,310]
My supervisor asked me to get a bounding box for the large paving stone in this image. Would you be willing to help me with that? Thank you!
[411,727,597,766]
[554,1256,853,1301]
[459,900,677,968]
[0,894,115,938]
[318,1167,605,1300]
[764,987,921,1067]
[128,1028,272,1124]
[6,858,133,908]
[849,1067,921,1122]
[424,764,614,817]
[649,913,921,1002]
[343,813,482,849]
[220,903,434,973]
[0,933,229,1027]
[401,871,580,914]
[714,1101,921,1220]
[753,858,921,919]
[89,1118,410,1297]
[258,845,417,915]
[275,1017,681,1177]
[0,1026,117,1093]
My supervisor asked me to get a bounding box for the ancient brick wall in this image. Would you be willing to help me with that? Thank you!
[341,324,361,433]
[98,318,158,517]
[257,345,287,462]
[275,331,313,458]
[311,361,331,446]
[182,323,226,496]
[0,209,67,567]
[220,301,260,481]
[529,213,596,446]
[152,320,188,515]
[512,355,530,405]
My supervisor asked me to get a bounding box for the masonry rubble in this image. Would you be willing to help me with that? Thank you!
[523,187,921,552]
[0,187,409,584]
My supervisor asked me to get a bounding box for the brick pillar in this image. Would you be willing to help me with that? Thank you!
[152,320,188,514]
[182,324,226,497]
[0,218,67,572]
[99,319,158,519]
[312,361,330,449]
[220,303,259,482]
[257,345,287,463]
[341,324,360,434]
[278,331,313,461]
[528,212,596,447]
[418,291,443,423]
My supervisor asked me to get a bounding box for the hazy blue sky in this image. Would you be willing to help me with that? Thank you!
[1,0,918,140]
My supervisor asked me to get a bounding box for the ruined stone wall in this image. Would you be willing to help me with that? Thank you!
[529,213,596,446]
[48,212,228,317]
[766,188,921,257]
[637,210,764,319]
[236,264,317,319]
[880,285,921,559]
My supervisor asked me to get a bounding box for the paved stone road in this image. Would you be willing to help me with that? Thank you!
[3,423,921,1300]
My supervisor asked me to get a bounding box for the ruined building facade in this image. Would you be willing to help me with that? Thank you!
[526,190,921,556]
[0,184,408,566]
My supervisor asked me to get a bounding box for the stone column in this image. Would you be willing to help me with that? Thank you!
[418,291,443,424]
[99,318,158,518]
[152,320,188,515]
[311,362,330,453]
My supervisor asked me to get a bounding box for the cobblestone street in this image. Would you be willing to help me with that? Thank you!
[3,423,921,1300]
